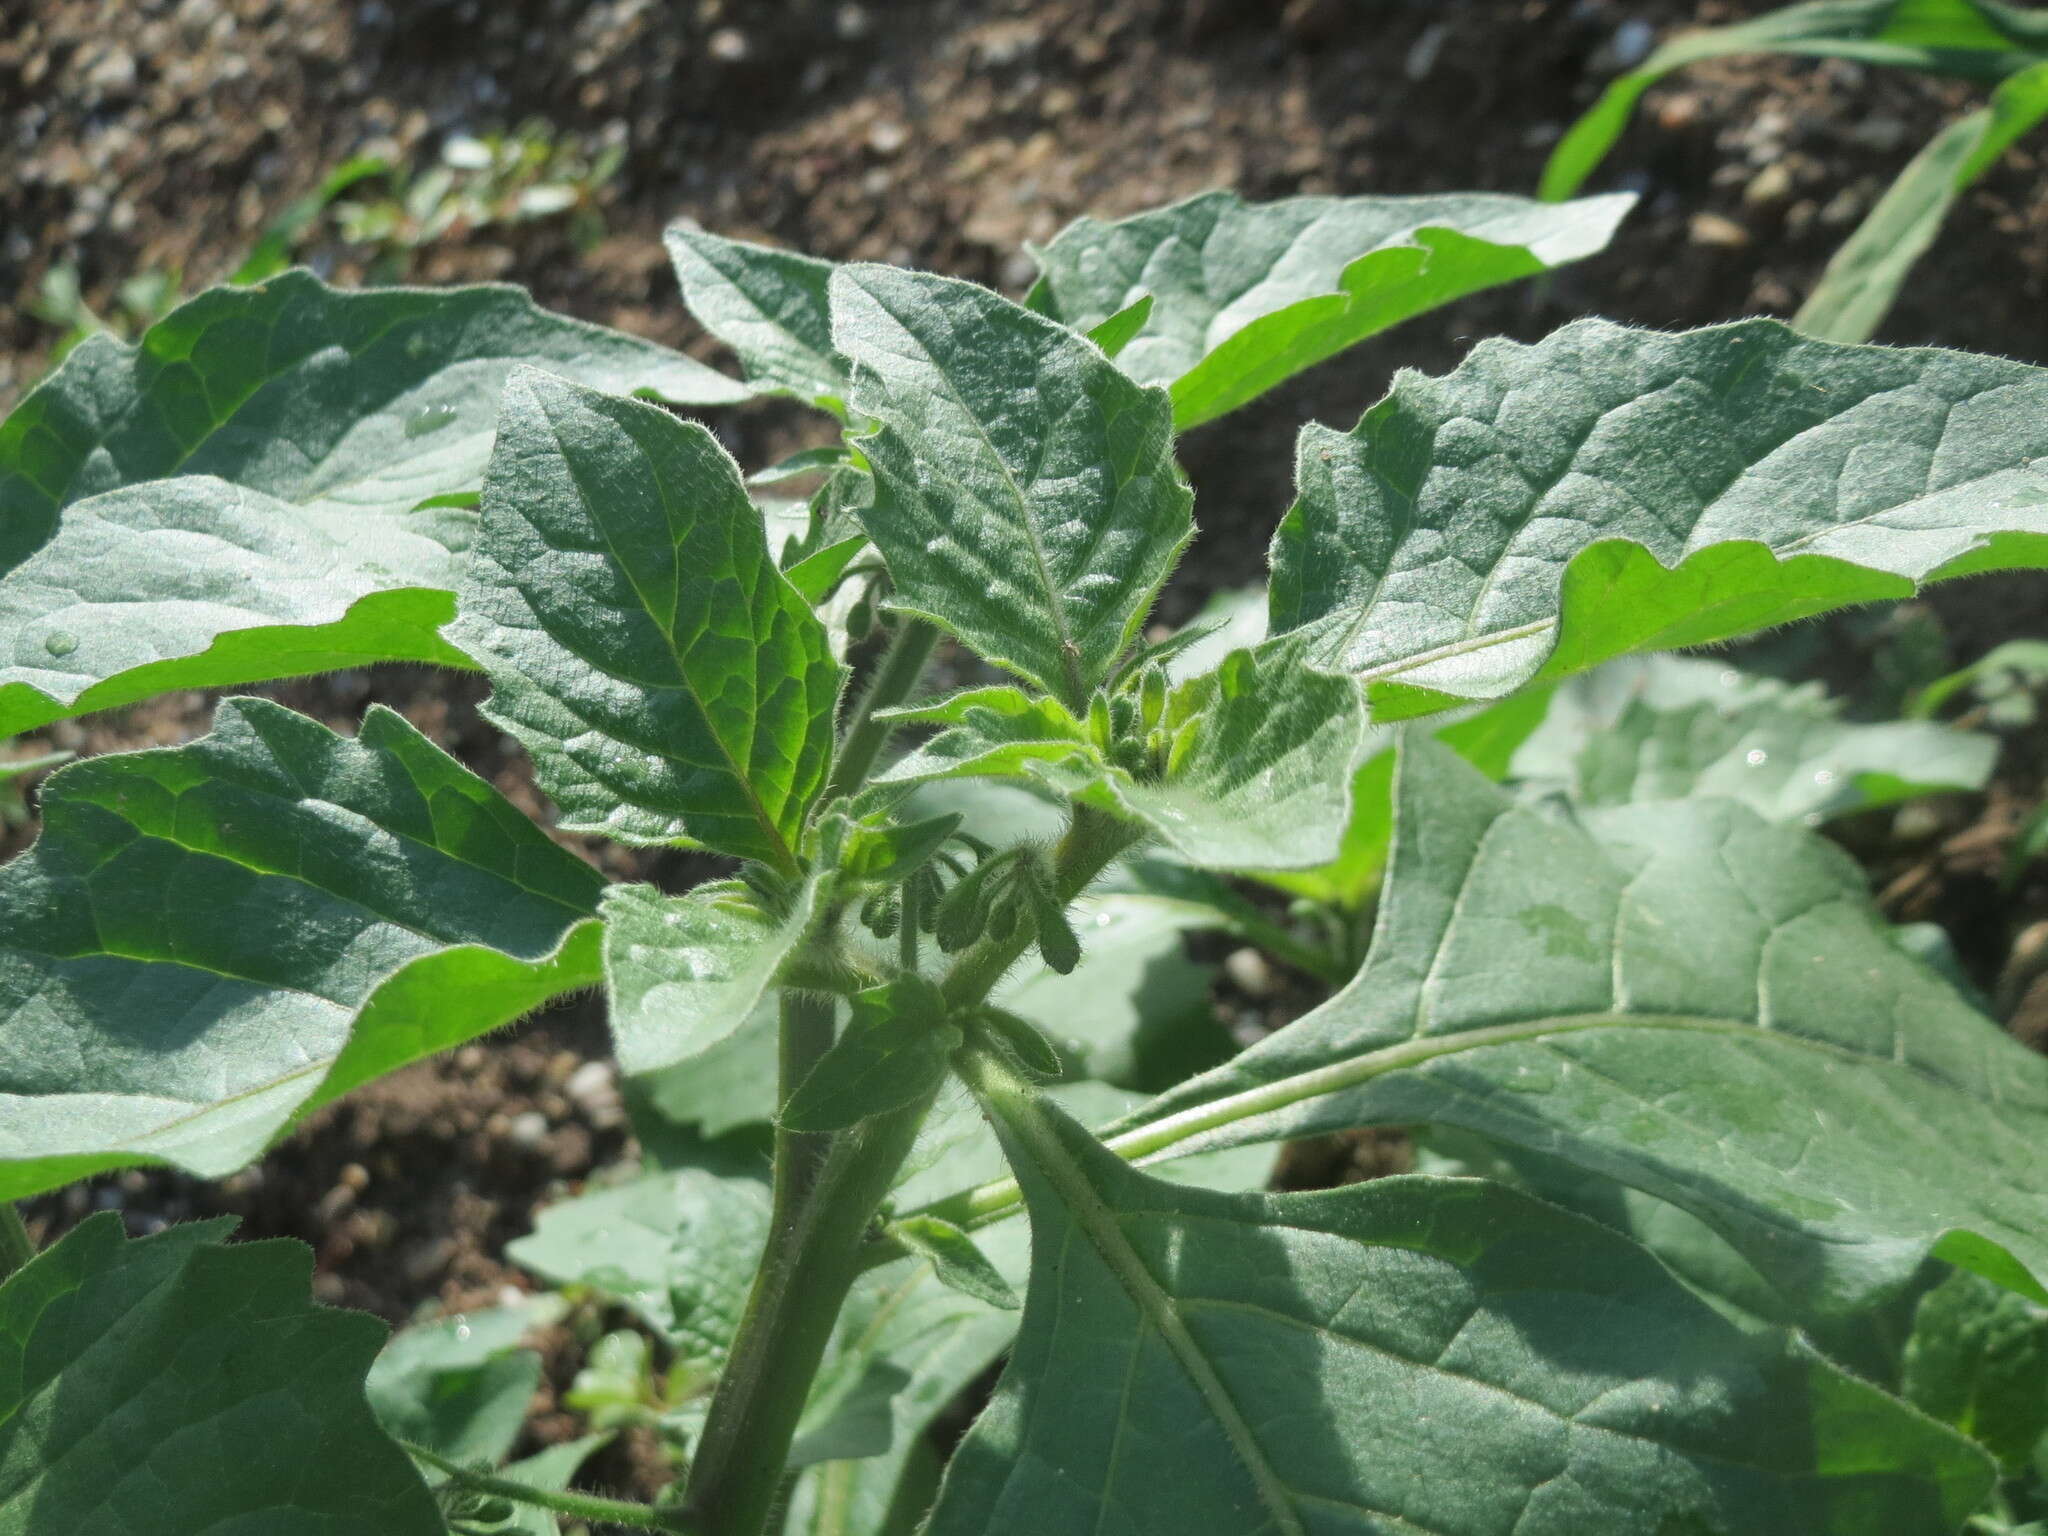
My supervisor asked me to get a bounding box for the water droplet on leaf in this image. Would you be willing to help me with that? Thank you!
[1744,748,1768,767]
[404,402,459,438]
[43,631,78,657]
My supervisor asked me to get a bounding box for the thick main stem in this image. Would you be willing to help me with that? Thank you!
[684,804,1143,1535]
[682,1092,935,1536]
[826,617,941,801]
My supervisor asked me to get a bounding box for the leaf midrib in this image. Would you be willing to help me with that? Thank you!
[522,388,799,869]
[992,1077,1307,1536]
[853,277,1083,696]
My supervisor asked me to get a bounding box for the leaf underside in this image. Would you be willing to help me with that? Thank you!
[1126,737,2048,1315]
[926,1097,1991,1535]
[0,697,604,1199]
[0,270,744,735]
[1269,318,2048,715]
[1030,187,1634,428]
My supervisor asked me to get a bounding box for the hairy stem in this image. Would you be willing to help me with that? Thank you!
[827,617,941,800]
[686,803,1143,1532]
[683,1091,937,1536]
[0,1203,34,1284]
[777,991,839,1213]
[403,1441,694,1532]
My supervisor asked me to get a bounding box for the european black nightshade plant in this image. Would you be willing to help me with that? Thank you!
[2,182,2048,1536]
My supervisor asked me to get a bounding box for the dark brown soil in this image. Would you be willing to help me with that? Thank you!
[8,0,2048,1345]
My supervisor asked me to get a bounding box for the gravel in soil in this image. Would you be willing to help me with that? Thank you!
[8,0,2048,1383]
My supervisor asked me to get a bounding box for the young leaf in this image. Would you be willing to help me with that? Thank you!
[1270,318,2048,715]
[886,1216,1021,1309]
[781,976,961,1133]
[0,271,746,736]
[830,264,1193,704]
[1083,293,1154,358]
[665,224,848,408]
[1121,737,2048,1315]
[1902,1268,2048,1473]
[0,1214,443,1534]
[1029,188,1634,429]
[1113,635,1372,871]
[871,688,1100,790]
[927,1077,1994,1536]
[600,878,818,1076]
[452,367,841,865]
[1540,0,2048,202]
[367,1297,565,1466]
[1796,61,2048,343]
[0,698,604,1199]
[508,1168,772,1367]
[1513,653,1997,823]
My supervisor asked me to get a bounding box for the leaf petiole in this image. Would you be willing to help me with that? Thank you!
[401,1441,697,1532]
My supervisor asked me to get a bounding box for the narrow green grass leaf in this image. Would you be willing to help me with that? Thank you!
[0,698,604,1199]
[0,271,745,735]
[1123,737,2048,1315]
[1540,0,2048,202]
[1271,318,2048,713]
[830,264,1192,704]
[452,368,841,864]
[1031,189,1633,429]
[1797,61,2048,343]
[927,1080,1993,1535]
[0,1214,443,1534]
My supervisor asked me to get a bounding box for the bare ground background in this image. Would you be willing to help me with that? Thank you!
[6,0,2048,1472]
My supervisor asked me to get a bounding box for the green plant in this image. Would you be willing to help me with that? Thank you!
[1543,0,2048,343]
[2,176,2047,1536]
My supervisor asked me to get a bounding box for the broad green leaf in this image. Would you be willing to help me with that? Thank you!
[1903,1268,2048,1472]
[1797,61,2048,343]
[1270,318,2048,714]
[1122,737,2048,1314]
[366,1297,565,1466]
[1030,189,1634,429]
[926,1081,1993,1536]
[0,698,604,1199]
[1512,653,1996,822]
[665,225,846,408]
[830,264,1192,704]
[0,1214,442,1534]
[508,1168,771,1367]
[782,976,961,1133]
[599,878,817,1076]
[0,270,746,736]
[1540,0,2048,202]
[452,367,841,864]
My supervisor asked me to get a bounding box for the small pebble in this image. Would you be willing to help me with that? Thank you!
[508,1110,551,1149]
[1689,212,1751,248]
[1224,947,1278,999]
